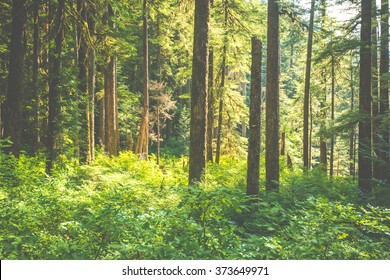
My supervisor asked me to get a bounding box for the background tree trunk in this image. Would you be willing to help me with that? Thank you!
[349,54,356,178]
[215,0,228,165]
[379,0,389,180]
[359,0,373,195]
[266,0,280,191]
[46,0,65,173]
[3,0,27,156]
[77,0,88,162]
[135,0,149,159]
[188,0,209,184]
[371,1,379,180]
[87,8,95,162]
[303,0,315,169]
[104,56,118,156]
[32,0,40,154]
[246,37,262,195]
[330,54,335,177]
[320,69,328,172]
[206,47,214,162]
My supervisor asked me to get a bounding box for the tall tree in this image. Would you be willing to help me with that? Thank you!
[104,4,119,157]
[77,0,88,162]
[104,56,118,156]
[3,0,27,156]
[215,0,228,165]
[349,53,356,178]
[359,0,373,194]
[246,37,262,195]
[330,54,335,177]
[31,0,40,154]
[303,0,315,169]
[206,47,214,162]
[319,0,327,172]
[87,5,96,162]
[47,0,65,173]
[188,0,210,184]
[266,0,280,191]
[135,0,149,159]
[379,0,389,180]
[371,1,380,179]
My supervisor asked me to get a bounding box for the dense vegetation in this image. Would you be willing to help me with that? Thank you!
[0,0,389,260]
[1,150,389,259]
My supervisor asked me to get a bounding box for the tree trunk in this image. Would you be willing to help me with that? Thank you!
[97,88,105,147]
[359,0,373,194]
[156,13,162,165]
[188,0,209,184]
[46,0,65,173]
[309,87,313,169]
[87,9,95,162]
[320,69,328,172]
[103,5,119,157]
[330,54,335,177]
[241,82,247,138]
[3,0,27,157]
[135,0,149,159]
[77,0,88,162]
[371,1,380,179]
[281,131,285,156]
[104,56,118,156]
[157,105,161,165]
[319,0,327,172]
[31,0,40,154]
[266,0,280,191]
[246,37,262,195]
[349,53,356,177]
[206,47,214,162]
[303,0,315,169]
[379,0,389,180]
[215,0,228,165]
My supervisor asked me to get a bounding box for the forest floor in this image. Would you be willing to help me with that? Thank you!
[1,152,389,259]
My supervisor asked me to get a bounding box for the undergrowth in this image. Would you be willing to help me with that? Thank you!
[1,151,389,259]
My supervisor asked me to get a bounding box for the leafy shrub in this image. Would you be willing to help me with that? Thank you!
[1,152,389,260]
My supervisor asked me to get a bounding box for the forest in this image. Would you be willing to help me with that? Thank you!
[0,0,389,260]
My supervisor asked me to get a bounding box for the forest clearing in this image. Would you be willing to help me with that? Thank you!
[0,0,389,259]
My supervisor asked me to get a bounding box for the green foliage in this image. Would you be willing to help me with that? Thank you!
[1,153,389,260]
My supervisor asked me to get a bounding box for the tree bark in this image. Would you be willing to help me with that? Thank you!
[330,54,335,177]
[319,0,327,172]
[87,8,95,162]
[371,1,380,179]
[281,131,285,156]
[206,47,214,162]
[3,0,27,156]
[359,0,373,194]
[188,0,209,184]
[241,82,247,138]
[303,0,315,169]
[77,0,88,162]
[215,0,228,165]
[135,0,149,159]
[320,69,328,172]
[349,54,356,178]
[97,88,105,147]
[32,0,40,154]
[266,0,280,191]
[246,37,262,195]
[104,56,118,156]
[103,4,119,157]
[46,0,65,173]
[379,0,389,180]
